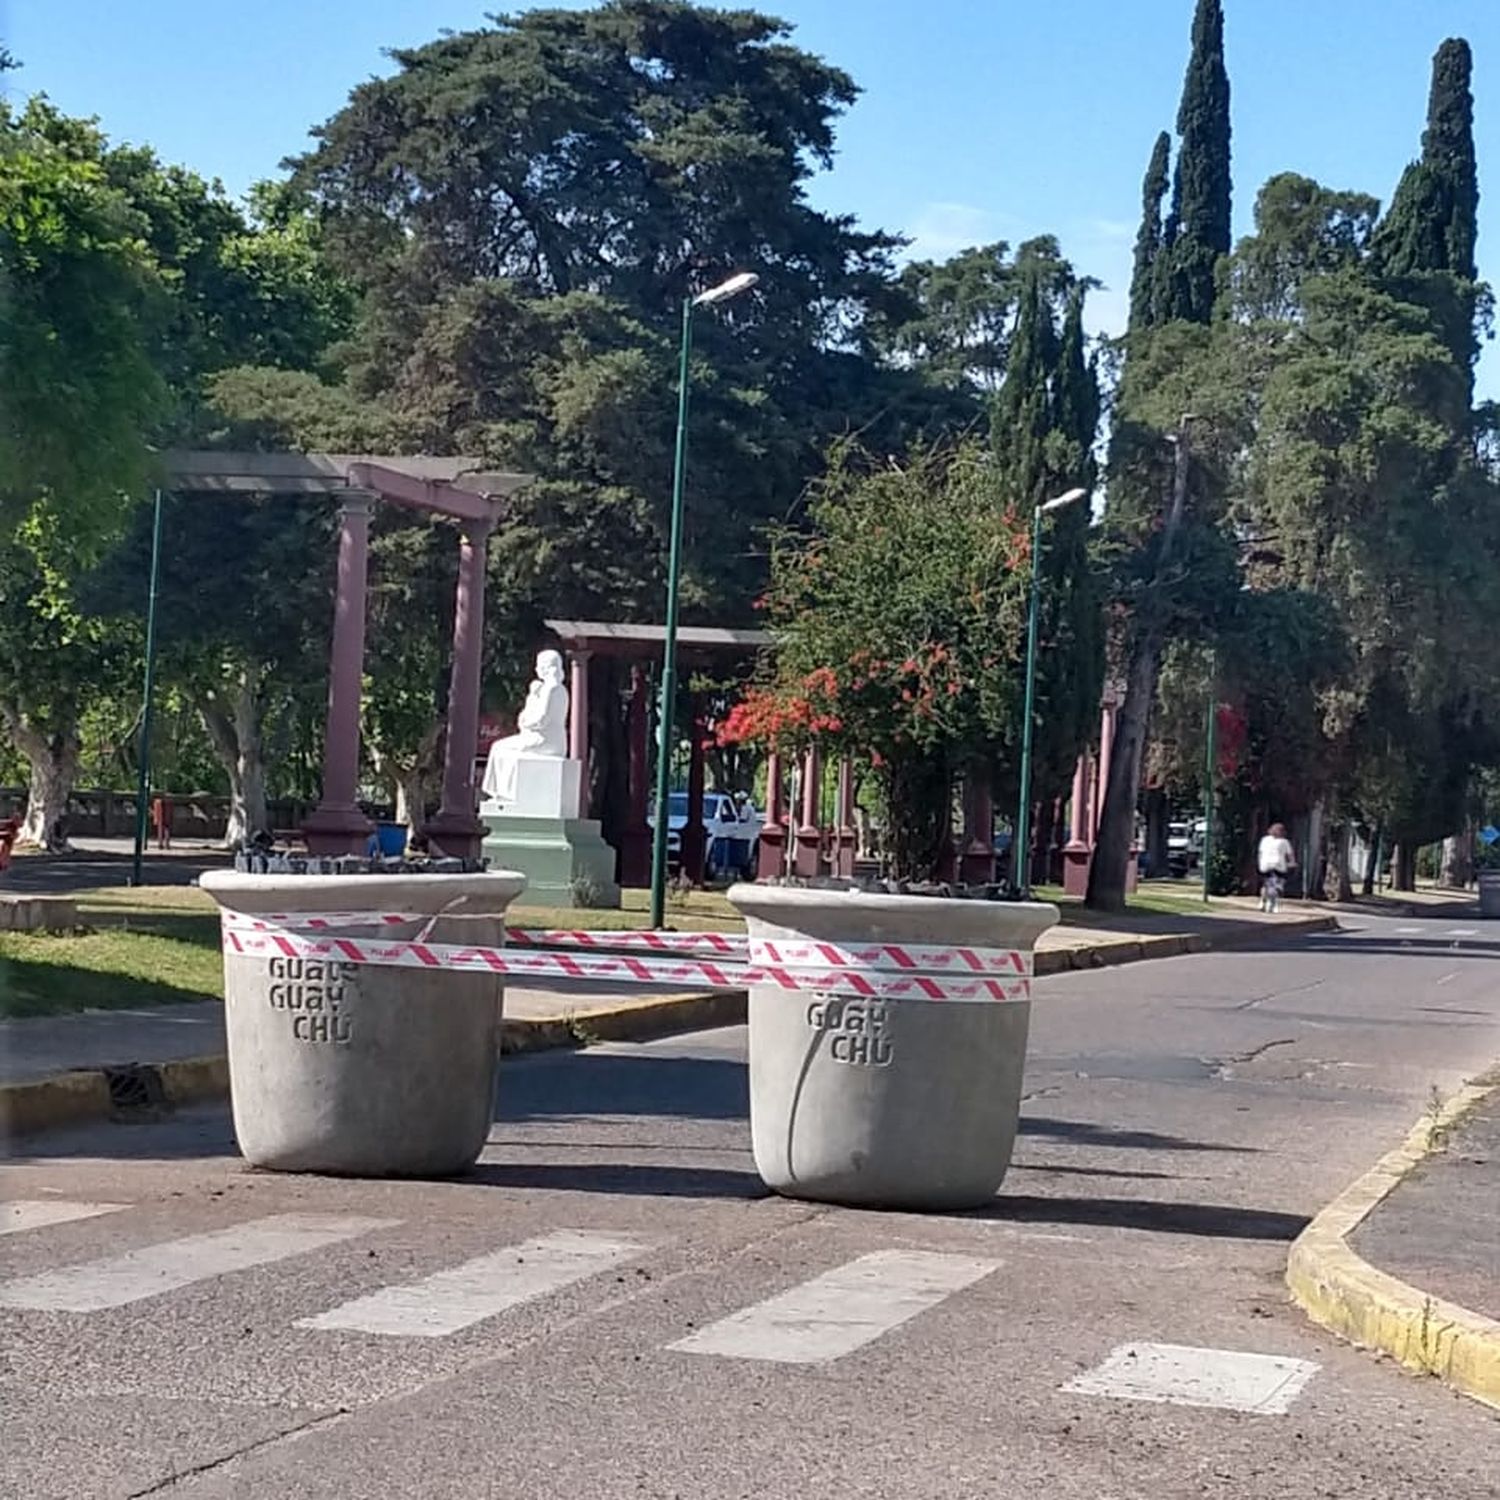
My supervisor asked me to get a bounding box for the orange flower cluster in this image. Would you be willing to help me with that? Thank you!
[717,646,970,751]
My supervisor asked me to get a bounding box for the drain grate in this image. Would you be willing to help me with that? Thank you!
[102,1064,169,1117]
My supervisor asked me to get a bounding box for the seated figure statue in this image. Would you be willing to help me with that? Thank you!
[482,649,569,808]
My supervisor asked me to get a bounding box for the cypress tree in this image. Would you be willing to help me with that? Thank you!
[1128,132,1172,332]
[1372,38,1480,383]
[1375,39,1478,281]
[1424,38,1478,281]
[990,260,1058,505]
[1159,0,1232,324]
[1053,285,1100,489]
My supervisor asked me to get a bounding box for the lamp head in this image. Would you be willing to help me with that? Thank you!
[1041,487,1088,512]
[692,272,759,307]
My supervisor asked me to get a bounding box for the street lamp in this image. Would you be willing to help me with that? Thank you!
[1014,486,1088,898]
[649,271,760,927]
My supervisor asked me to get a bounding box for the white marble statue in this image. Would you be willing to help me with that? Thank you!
[482,650,569,807]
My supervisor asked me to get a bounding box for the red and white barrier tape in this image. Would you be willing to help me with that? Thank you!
[219,915,1031,1004]
[222,912,1029,976]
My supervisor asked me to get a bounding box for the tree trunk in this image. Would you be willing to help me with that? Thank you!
[1303,800,1326,901]
[1086,631,1159,910]
[1438,826,1473,889]
[371,720,442,835]
[1144,785,1170,877]
[883,753,952,884]
[2,702,79,850]
[196,670,270,848]
[1361,824,1381,898]
[1393,843,1417,892]
[1324,822,1354,903]
[1034,794,1057,888]
[1088,424,1191,911]
[392,768,429,833]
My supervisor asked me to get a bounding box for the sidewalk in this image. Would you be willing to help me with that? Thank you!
[1288,1071,1500,1413]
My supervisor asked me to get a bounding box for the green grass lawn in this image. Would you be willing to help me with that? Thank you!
[0,928,223,1018]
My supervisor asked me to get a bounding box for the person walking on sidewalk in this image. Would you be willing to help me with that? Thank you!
[1257,822,1297,913]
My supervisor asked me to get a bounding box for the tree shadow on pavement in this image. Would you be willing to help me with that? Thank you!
[973,1192,1310,1241]
[1019,1116,1257,1153]
[464,1160,767,1199]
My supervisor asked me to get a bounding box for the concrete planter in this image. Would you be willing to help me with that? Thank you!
[201,870,525,1176]
[727,884,1058,1211]
[1479,870,1500,918]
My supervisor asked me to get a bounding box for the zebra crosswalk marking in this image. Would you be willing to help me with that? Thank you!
[0,1213,395,1313]
[2,1201,130,1237]
[669,1249,999,1365]
[296,1229,651,1338]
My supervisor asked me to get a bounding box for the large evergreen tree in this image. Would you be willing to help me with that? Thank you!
[990,247,1104,860]
[1128,132,1171,331]
[1157,0,1231,325]
[1371,39,1481,384]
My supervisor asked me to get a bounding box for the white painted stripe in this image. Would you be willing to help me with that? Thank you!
[1,1201,129,1237]
[1437,971,1460,987]
[1063,1342,1320,1415]
[1396,926,1423,936]
[297,1229,649,1338]
[0,1213,394,1312]
[1446,927,1478,938]
[670,1249,998,1365]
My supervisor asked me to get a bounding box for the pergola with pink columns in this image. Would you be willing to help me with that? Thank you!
[165,451,533,861]
[542,620,770,886]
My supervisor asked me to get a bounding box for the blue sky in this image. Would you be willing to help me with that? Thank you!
[7,0,1497,396]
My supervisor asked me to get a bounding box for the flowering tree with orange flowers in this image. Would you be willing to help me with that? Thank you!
[719,441,1032,880]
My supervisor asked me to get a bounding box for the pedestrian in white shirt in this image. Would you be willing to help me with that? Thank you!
[1257,822,1297,912]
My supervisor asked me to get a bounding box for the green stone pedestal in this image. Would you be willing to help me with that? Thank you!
[482,814,621,909]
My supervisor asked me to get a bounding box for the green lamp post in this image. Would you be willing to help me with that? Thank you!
[649,271,759,928]
[130,488,165,887]
[1014,487,1088,898]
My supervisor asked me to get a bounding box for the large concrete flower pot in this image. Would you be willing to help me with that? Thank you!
[727,885,1058,1211]
[201,870,525,1176]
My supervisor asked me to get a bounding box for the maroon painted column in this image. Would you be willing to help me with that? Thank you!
[794,746,822,878]
[757,750,785,880]
[426,513,494,861]
[682,699,708,885]
[621,665,651,887]
[304,490,377,856]
[834,756,857,878]
[568,651,591,816]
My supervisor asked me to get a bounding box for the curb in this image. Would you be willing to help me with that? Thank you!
[1286,1079,1500,1412]
[0,912,1338,1143]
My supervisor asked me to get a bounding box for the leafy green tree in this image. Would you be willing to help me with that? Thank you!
[1089,0,1235,907]
[989,255,1104,842]
[0,102,166,544]
[722,442,1031,881]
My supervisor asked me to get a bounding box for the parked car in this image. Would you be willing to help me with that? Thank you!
[647,792,763,880]
[1167,821,1197,875]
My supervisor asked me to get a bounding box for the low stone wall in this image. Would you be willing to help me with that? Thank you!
[0,895,79,932]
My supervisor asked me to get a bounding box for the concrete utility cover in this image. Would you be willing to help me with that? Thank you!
[1063,1341,1320,1415]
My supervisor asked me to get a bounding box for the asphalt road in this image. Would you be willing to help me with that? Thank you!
[3,909,1498,1499]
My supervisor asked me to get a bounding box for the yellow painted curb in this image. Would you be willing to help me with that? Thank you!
[1287,1079,1500,1412]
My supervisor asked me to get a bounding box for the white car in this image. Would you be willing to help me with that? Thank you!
[648,792,763,879]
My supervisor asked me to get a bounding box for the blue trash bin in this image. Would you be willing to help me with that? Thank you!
[375,822,408,858]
